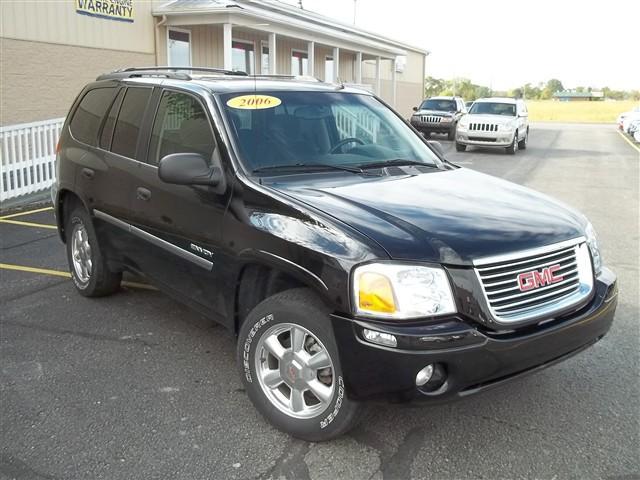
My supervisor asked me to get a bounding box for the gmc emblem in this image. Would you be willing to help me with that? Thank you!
[517,265,564,292]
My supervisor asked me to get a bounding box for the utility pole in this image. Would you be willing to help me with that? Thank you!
[298,0,303,9]
[353,0,357,25]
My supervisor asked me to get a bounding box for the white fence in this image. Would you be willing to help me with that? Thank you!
[0,117,64,203]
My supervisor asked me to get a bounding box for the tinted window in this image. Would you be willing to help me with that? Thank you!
[69,87,115,146]
[99,89,124,150]
[419,99,456,112]
[221,91,441,173]
[111,87,152,159]
[148,91,215,165]
[469,102,516,116]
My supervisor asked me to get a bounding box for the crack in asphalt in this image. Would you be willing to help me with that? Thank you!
[1,278,69,303]
[0,232,58,251]
[258,438,311,480]
[0,453,61,480]
[378,426,426,480]
[1,320,158,347]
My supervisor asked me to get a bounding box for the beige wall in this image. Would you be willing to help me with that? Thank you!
[0,0,156,53]
[0,38,154,125]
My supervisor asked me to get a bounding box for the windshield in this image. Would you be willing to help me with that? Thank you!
[419,99,456,112]
[221,91,441,174]
[469,102,516,116]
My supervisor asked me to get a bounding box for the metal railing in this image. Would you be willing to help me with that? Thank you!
[0,117,64,203]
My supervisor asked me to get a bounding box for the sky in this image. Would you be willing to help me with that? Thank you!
[279,0,639,91]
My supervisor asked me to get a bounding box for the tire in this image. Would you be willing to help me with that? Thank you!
[237,288,363,441]
[65,206,121,297]
[447,126,456,141]
[505,131,518,155]
[422,130,431,138]
[518,128,528,150]
[455,142,466,152]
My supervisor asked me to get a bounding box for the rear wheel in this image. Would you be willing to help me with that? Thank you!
[506,131,518,155]
[237,288,363,441]
[65,206,121,297]
[455,142,466,152]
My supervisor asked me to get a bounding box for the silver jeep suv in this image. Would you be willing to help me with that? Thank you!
[455,97,529,154]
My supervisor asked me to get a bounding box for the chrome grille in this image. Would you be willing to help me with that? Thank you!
[422,116,442,123]
[470,123,498,132]
[474,238,594,324]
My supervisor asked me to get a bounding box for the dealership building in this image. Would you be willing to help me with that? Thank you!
[0,0,428,126]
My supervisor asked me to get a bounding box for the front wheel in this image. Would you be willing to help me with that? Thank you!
[65,206,121,296]
[455,142,466,152]
[518,128,528,150]
[447,126,456,141]
[505,131,519,155]
[237,289,363,441]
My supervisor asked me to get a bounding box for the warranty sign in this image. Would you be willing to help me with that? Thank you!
[76,0,134,23]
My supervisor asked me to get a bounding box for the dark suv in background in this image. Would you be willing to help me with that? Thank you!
[53,67,617,442]
[410,96,466,140]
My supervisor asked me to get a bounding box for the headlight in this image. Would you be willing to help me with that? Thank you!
[352,263,456,319]
[440,116,453,123]
[458,118,469,128]
[499,123,514,131]
[585,222,602,275]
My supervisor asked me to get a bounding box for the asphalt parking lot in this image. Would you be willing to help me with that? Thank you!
[1,123,639,480]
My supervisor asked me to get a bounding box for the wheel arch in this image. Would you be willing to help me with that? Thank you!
[234,249,332,335]
[55,189,89,243]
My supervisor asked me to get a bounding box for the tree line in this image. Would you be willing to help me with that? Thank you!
[425,77,640,101]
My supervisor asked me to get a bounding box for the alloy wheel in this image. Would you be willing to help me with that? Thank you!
[71,222,92,284]
[254,323,335,419]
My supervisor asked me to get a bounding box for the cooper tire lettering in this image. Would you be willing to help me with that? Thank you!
[243,313,273,383]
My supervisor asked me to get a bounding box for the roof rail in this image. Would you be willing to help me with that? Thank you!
[96,66,250,81]
[122,66,248,76]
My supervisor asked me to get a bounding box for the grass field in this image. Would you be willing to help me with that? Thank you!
[526,100,639,123]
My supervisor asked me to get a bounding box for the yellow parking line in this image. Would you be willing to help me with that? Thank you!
[0,263,157,291]
[617,130,640,154]
[0,219,57,229]
[0,206,54,220]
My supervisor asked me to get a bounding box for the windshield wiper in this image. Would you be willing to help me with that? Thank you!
[356,159,440,170]
[253,163,368,175]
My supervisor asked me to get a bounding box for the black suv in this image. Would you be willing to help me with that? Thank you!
[53,67,618,441]
[410,96,466,140]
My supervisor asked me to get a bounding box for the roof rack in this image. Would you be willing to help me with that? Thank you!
[96,66,249,81]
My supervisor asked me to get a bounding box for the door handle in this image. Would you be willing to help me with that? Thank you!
[136,187,151,202]
[81,168,95,180]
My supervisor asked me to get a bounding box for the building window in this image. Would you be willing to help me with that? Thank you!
[291,50,308,76]
[232,40,255,74]
[168,29,191,67]
[261,42,270,74]
[324,56,334,82]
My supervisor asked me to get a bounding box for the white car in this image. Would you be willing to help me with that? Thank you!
[622,110,640,133]
[455,97,529,154]
[617,106,640,130]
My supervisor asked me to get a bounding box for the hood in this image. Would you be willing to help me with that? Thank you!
[463,114,516,125]
[270,168,586,265]
[414,109,455,117]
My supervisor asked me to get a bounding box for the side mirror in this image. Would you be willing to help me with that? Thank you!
[428,140,445,157]
[413,106,418,112]
[158,153,221,186]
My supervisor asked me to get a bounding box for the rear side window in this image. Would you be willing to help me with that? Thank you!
[111,87,152,159]
[99,89,124,150]
[69,87,115,146]
[148,91,215,165]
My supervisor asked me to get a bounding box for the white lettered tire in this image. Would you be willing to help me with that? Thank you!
[237,288,363,441]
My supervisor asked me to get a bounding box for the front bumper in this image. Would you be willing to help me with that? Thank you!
[411,120,454,133]
[332,267,617,403]
[456,129,514,147]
